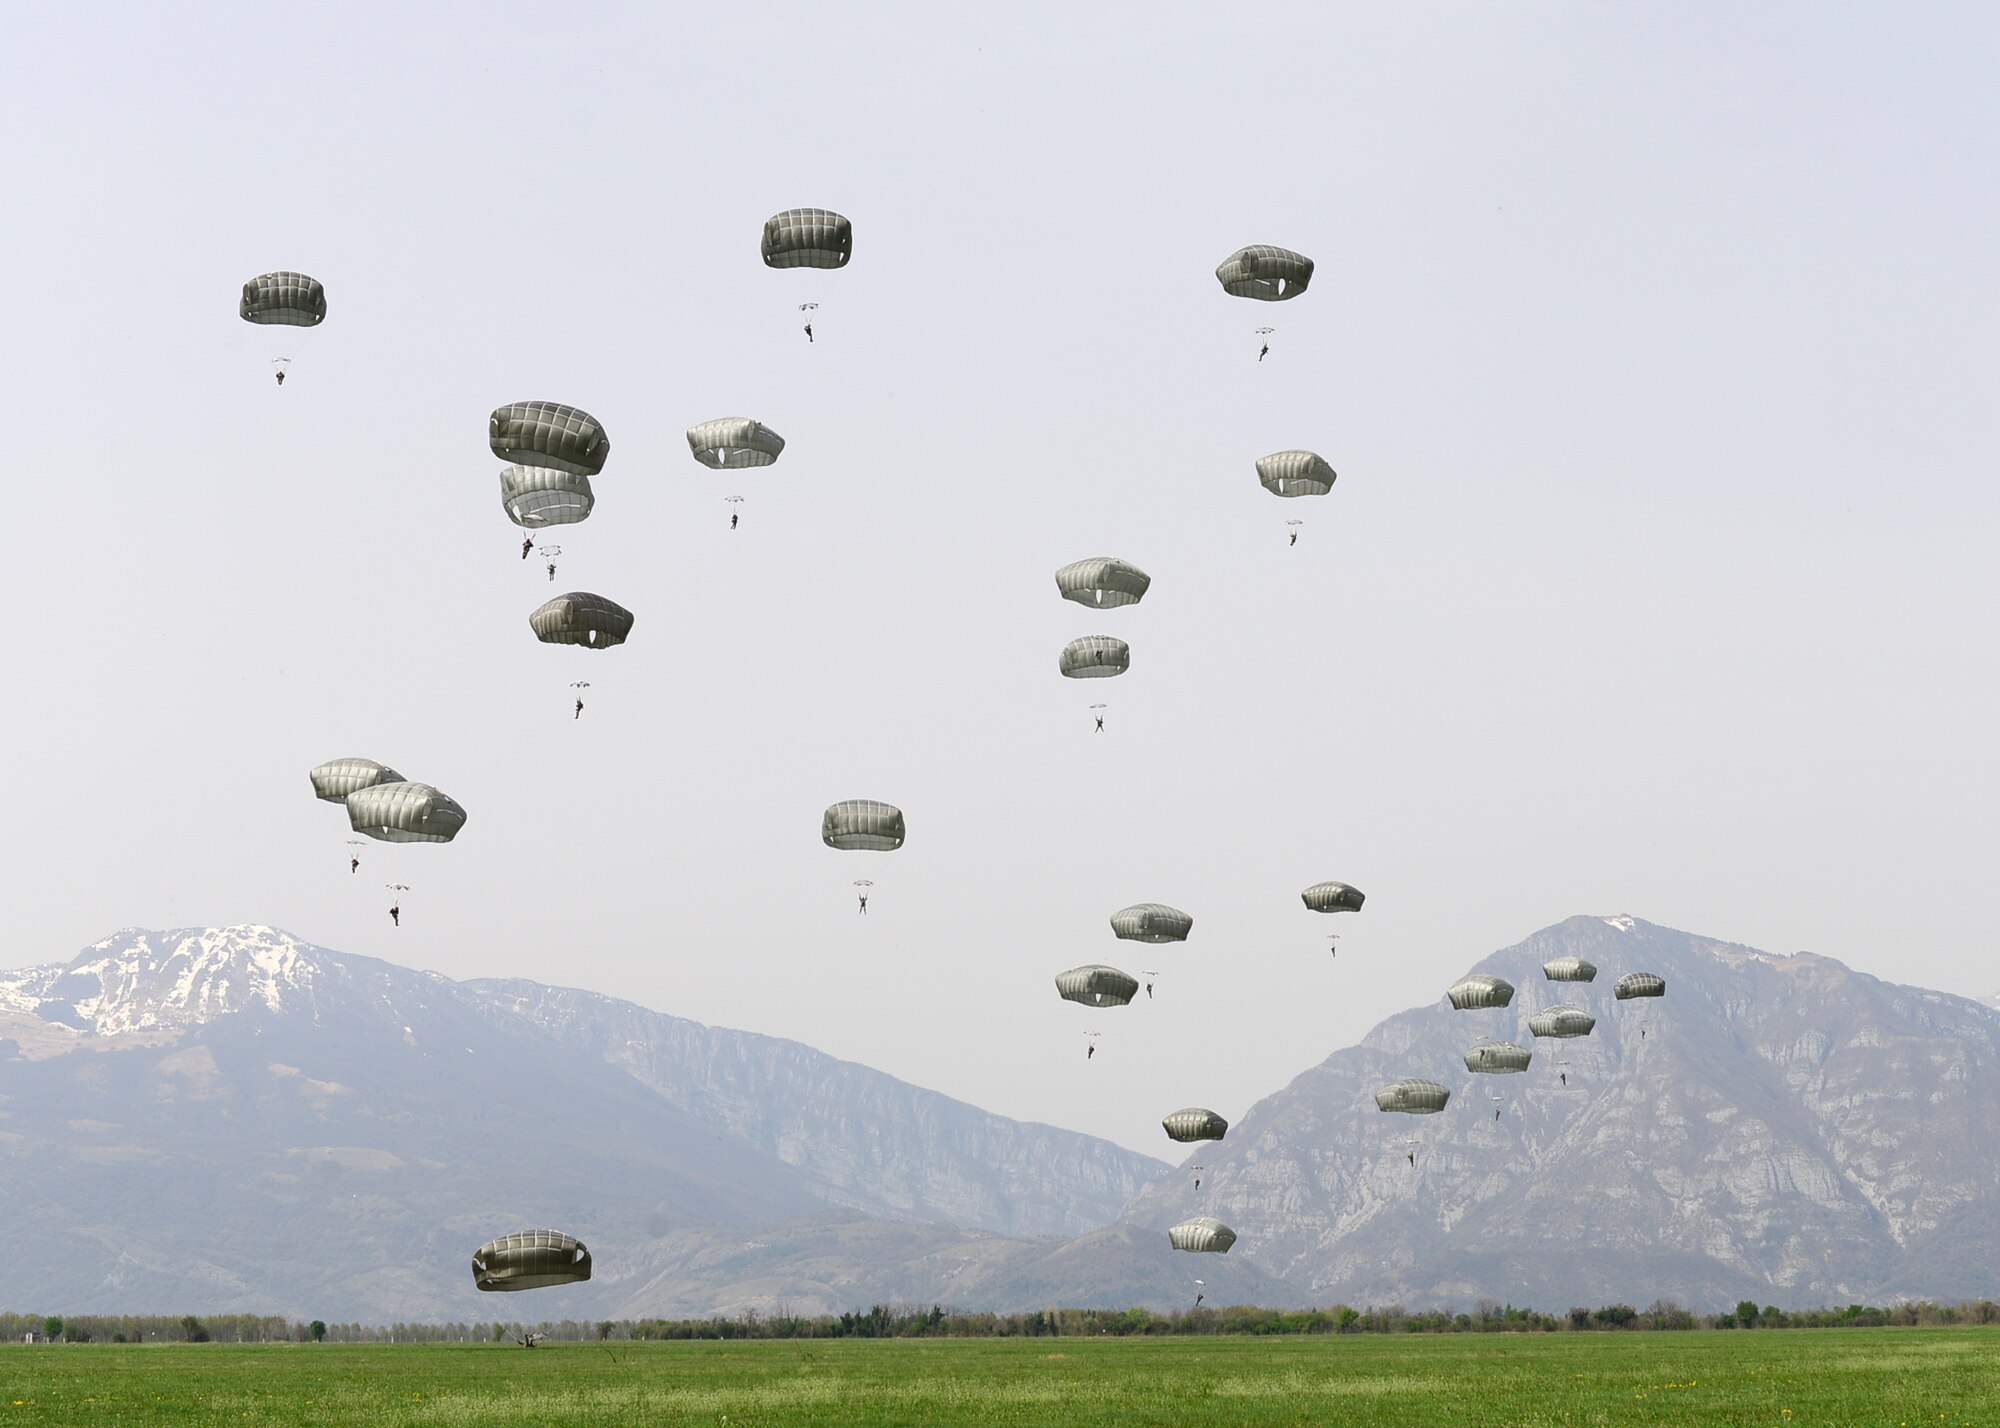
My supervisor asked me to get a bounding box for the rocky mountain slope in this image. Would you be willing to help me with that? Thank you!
[0,927,1169,1319]
[1123,915,2000,1309]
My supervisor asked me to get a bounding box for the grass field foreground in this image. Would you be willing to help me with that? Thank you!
[1,1326,1993,1426]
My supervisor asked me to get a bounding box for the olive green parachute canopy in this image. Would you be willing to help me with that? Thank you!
[1529,1004,1596,1039]
[1543,955,1598,983]
[1162,1107,1228,1142]
[1055,557,1151,609]
[1375,1078,1450,1114]
[1168,1216,1237,1253]
[1214,245,1313,301]
[1256,450,1337,498]
[309,758,405,804]
[1301,881,1364,913]
[1446,975,1516,1010]
[489,402,611,477]
[1465,1040,1533,1074]
[1110,903,1193,943]
[500,465,595,529]
[686,417,786,470]
[762,208,853,269]
[1614,972,1667,1000]
[1054,964,1139,1007]
[1060,635,1130,679]
[821,800,906,851]
[346,781,466,844]
[240,271,326,326]
[530,592,633,649]
[471,1229,592,1292]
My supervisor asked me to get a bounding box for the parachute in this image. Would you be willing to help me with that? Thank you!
[240,271,327,326]
[1055,557,1151,609]
[471,1230,592,1292]
[1528,1005,1596,1039]
[686,417,786,470]
[530,592,633,649]
[1614,972,1667,1000]
[1214,245,1313,302]
[821,800,906,851]
[1446,975,1515,1010]
[489,402,611,477]
[762,209,853,269]
[1375,1079,1450,1114]
[1162,1107,1228,1143]
[1110,903,1193,944]
[346,781,466,844]
[1256,450,1337,498]
[1543,955,1598,983]
[1168,1217,1237,1254]
[500,465,595,529]
[1054,964,1139,1007]
[309,758,405,804]
[1300,881,1364,913]
[1464,1040,1533,1074]
[1059,635,1130,679]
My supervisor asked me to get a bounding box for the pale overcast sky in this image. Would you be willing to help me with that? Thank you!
[3,3,1995,1152]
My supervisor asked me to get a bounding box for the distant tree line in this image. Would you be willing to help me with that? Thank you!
[6,1298,2000,1344]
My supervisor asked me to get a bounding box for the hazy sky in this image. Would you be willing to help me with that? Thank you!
[4,3,1996,1153]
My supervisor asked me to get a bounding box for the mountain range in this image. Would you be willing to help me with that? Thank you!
[4,917,1996,1318]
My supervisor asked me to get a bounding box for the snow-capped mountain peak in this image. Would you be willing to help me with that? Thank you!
[0,924,323,1037]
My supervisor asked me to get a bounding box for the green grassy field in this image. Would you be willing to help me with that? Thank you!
[1,1328,1992,1426]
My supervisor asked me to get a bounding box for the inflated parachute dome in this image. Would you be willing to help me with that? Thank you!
[1168,1217,1237,1254]
[1256,450,1337,498]
[1055,557,1151,609]
[686,417,786,470]
[240,271,326,326]
[1054,964,1139,1008]
[308,758,405,804]
[471,1229,592,1292]
[762,208,853,269]
[489,401,611,477]
[1161,1107,1228,1143]
[1543,955,1598,983]
[1465,1040,1533,1074]
[1375,1078,1450,1114]
[1110,903,1192,944]
[1300,881,1364,913]
[346,781,466,844]
[821,800,906,851]
[500,465,594,529]
[1528,1005,1596,1039]
[1615,972,1667,1000]
[1059,635,1130,679]
[1214,245,1313,301]
[530,592,633,649]
[1446,975,1516,1010]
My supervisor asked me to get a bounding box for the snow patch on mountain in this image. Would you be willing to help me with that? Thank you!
[0,924,323,1037]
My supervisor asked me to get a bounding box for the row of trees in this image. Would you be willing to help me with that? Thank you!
[8,1299,2000,1345]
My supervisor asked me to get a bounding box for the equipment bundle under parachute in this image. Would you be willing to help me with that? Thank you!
[1162,1107,1229,1143]
[490,402,611,477]
[686,417,787,469]
[1055,557,1151,610]
[240,271,327,326]
[1255,450,1337,498]
[1054,964,1140,1007]
[1168,1217,1237,1254]
[1446,975,1516,1010]
[1214,245,1314,302]
[1375,1078,1450,1114]
[1110,903,1192,944]
[530,592,634,649]
[471,1230,592,1292]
